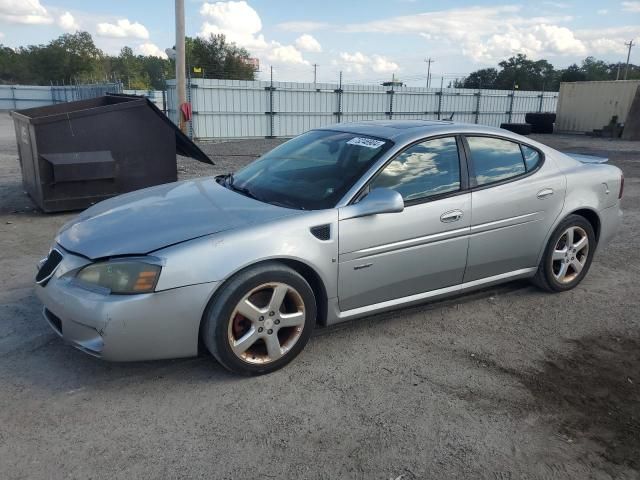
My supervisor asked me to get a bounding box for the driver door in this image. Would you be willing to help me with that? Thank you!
[337,136,471,312]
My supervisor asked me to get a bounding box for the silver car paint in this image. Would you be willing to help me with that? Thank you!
[37,121,623,361]
[338,192,471,311]
[463,150,566,282]
[57,176,303,259]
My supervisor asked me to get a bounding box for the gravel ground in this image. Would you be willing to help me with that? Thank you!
[1,112,639,479]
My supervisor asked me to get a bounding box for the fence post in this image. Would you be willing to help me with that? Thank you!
[10,85,16,110]
[334,71,343,124]
[436,77,444,120]
[187,68,194,139]
[265,66,276,138]
[538,82,545,112]
[474,86,482,124]
[508,86,515,123]
[386,83,394,120]
[162,89,167,115]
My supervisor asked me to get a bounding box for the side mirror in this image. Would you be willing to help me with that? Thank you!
[339,188,404,220]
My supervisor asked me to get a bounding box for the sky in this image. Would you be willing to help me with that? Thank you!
[0,0,639,86]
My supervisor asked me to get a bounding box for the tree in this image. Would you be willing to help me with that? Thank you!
[454,68,498,89]
[495,54,558,90]
[560,64,586,83]
[185,34,256,80]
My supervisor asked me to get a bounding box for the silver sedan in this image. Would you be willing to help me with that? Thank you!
[35,121,623,375]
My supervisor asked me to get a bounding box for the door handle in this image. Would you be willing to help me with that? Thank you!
[537,188,554,199]
[440,209,463,223]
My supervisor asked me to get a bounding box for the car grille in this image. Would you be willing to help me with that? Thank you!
[36,249,63,284]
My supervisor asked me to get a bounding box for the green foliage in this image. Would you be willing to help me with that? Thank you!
[185,34,256,80]
[455,54,640,90]
[0,31,256,88]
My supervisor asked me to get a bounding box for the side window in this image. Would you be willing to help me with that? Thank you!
[467,137,526,186]
[521,145,541,171]
[369,137,461,202]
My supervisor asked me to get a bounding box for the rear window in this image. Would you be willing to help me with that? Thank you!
[467,136,526,186]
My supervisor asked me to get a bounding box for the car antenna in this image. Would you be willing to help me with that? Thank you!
[447,112,455,121]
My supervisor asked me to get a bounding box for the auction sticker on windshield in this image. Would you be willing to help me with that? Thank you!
[346,137,386,149]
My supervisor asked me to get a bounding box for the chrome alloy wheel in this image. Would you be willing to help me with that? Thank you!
[552,226,589,284]
[227,282,306,364]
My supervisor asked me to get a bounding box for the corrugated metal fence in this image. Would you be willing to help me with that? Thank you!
[167,78,558,140]
[0,82,123,110]
[123,89,166,113]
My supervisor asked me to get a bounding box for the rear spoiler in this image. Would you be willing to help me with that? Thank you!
[566,153,608,164]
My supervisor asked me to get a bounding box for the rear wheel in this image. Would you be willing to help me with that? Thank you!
[202,262,316,375]
[533,215,596,292]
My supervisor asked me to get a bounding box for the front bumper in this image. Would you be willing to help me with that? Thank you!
[35,250,218,361]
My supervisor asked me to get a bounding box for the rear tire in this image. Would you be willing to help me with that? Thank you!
[201,262,316,375]
[532,214,596,292]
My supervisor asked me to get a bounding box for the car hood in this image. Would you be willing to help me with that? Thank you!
[56,178,299,259]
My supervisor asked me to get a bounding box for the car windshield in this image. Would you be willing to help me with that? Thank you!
[225,130,393,210]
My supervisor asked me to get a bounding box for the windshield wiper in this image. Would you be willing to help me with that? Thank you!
[218,173,262,201]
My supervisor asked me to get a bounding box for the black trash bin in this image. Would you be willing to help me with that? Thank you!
[10,93,213,212]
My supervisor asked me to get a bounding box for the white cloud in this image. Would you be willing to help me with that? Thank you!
[136,42,168,59]
[0,0,52,24]
[476,24,587,61]
[58,11,79,32]
[371,55,399,73]
[0,32,4,39]
[199,1,267,48]
[97,19,149,39]
[597,8,609,14]
[622,1,640,12]
[198,1,311,67]
[268,43,308,65]
[338,51,399,74]
[295,34,321,52]
[341,5,638,62]
[276,21,330,32]
[576,26,640,54]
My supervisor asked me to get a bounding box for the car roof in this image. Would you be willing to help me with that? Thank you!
[317,120,520,144]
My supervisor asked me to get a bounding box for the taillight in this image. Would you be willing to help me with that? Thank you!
[619,173,624,199]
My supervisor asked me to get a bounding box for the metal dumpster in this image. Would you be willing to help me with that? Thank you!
[10,93,213,212]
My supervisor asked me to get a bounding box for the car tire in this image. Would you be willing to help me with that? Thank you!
[532,214,596,292]
[525,113,555,134]
[201,262,316,375]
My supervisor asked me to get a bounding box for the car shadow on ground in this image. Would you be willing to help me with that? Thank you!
[2,280,535,392]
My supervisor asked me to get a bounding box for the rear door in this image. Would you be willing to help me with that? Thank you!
[338,136,471,312]
[463,135,566,282]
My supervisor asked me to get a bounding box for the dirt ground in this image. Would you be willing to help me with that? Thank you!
[1,112,639,480]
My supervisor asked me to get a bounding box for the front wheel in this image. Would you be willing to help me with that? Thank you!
[202,262,316,375]
[533,214,596,292]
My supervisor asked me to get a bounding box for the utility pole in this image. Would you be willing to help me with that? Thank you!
[624,40,635,80]
[424,58,434,88]
[175,0,187,133]
[313,63,318,87]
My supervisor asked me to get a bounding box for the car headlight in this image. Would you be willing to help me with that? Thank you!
[76,259,161,294]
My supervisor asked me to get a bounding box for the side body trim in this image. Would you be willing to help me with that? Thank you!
[327,267,537,325]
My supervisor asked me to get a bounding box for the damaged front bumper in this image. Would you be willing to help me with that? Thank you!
[35,247,218,361]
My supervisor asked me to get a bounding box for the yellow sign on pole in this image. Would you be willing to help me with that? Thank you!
[193,67,202,73]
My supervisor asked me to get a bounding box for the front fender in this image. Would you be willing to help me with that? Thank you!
[152,209,339,298]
